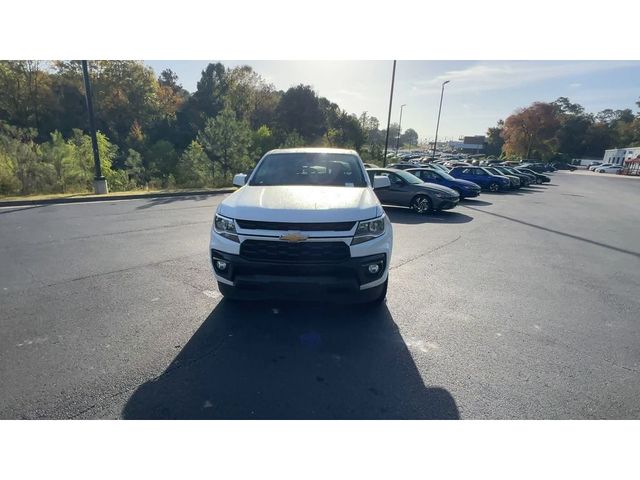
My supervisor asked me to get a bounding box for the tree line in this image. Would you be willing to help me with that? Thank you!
[0,60,418,196]
[485,96,640,161]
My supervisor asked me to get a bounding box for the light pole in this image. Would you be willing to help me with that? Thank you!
[432,80,450,160]
[383,60,396,167]
[395,104,406,154]
[81,60,108,194]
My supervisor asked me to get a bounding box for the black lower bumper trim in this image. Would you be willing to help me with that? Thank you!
[211,249,386,302]
[218,278,386,304]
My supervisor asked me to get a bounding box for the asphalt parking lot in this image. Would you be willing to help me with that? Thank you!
[1,171,639,419]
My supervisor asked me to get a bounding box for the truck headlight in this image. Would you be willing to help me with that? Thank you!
[352,215,386,245]
[213,213,239,243]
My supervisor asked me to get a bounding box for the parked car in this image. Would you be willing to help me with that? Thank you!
[387,163,420,170]
[445,161,472,168]
[211,148,393,304]
[552,162,577,171]
[595,165,622,174]
[521,162,553,173]
[449,166,511,192]
[406,168,481,199]
[490,166,531,187]
[503,165,536,184]
[588,161,602,169]
[366,168,460,213]
[590,163,612,171]
[515,167,550,184]
[426,162,451,174]
[502,165,537,185]
[483,166,521,189]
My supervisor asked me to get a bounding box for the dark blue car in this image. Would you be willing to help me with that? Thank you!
[406,168,481,199]
[449,166,511,192]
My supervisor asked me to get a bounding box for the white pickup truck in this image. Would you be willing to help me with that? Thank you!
[209,148,393,305]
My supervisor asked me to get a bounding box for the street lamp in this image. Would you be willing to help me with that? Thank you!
[395,104,406,154]
[81,60,108,194]
[432,80,450,161]
[383,60,397,167]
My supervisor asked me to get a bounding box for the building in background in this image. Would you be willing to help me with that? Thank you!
[460,136,486,154]
[447,136,487,154]
[603,147,640,165]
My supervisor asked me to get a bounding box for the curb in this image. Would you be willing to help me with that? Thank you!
[0,188,236,207]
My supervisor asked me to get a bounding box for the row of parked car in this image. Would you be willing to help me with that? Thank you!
[364,161,551,214]
[587,162,623,174]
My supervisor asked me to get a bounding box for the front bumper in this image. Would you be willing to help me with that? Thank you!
[433,196,460,210]
[211,249,388,302]
[459,189,480,198]
[209,221,393,303]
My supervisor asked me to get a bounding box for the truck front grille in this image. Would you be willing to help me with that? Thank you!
[235,219,356,232]
[239,240,350,263]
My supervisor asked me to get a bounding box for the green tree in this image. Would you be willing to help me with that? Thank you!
[400,128,419,147]
[250,125,276,161]
[40,130,76,192]
[124,149,145,186]
[52,61,165,149]
[280,130,305,148]
[486,120,505,157]
[0,148,21,195]
[197,109,252,179]
[175,141,212,187]
[0,61,55,139]
[276,85,325,142]
[147,140,178,179]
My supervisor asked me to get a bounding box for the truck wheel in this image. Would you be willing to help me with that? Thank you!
[410,195,432,214]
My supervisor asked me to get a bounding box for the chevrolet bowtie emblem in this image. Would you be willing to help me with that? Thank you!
[279,232,308,242]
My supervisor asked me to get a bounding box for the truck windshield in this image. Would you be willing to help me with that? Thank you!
[249,153,367,187]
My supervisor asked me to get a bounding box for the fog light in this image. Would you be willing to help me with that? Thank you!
[368,263,380,274]
[215,260,228,271]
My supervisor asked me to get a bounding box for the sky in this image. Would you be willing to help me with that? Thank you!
[145,60,640,142]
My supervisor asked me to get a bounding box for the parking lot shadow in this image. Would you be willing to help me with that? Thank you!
[385,207,473,225]
[460,199,492,206]
[135,194,215,210]
[122,300,460,419]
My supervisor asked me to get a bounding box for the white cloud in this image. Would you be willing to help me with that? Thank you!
[569,82,582,88]
[409,61,636,96]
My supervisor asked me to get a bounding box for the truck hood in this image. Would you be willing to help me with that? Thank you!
[218,186,382,222]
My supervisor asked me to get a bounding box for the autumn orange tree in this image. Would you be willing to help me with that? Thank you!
[501,102,561,160]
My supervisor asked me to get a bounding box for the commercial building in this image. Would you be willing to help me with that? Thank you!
[448,136,486,153]
[603,147,640,165]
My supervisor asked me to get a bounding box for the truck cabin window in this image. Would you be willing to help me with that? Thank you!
[249,153,367,187]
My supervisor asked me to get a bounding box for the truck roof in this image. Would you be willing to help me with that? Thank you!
[265,147,358,155]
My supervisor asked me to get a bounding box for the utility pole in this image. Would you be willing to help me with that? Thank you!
[383,60,396,167]
[395,104,406,154]
[432,80,450,161]
[81,60,108,194]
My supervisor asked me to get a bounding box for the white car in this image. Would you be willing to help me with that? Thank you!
[595,165,622,174]
[210,148,393,305]
[590,163,611,171]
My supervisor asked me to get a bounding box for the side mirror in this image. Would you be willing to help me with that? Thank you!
[233,173,247,187]
[373,175,391,189]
